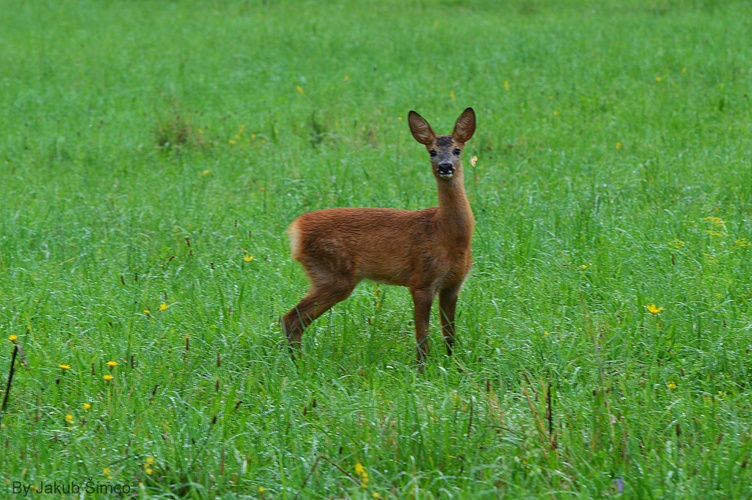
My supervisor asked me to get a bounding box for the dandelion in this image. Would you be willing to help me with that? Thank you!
[199,169,211,177]
[143,309,151,315]
[65,414,74,424]
[159,303,168,312]
[580,264,588,270]
[244,254,254,263]
[103,374,114,382]
[84,403,91,410]
[355,462,369,488]
[59,364,71,371]
[646,304,663,315]
[8,335,17,342]
[504,80,510,91]
[259,487,265,494]
[616,142,622,150]
[229,139,237,145]
[655,77,663,82]
[470,155,478,167]
[295,85,304,95]
[667,381,677,389]
[543,330,549,336]
[107,361,118,368]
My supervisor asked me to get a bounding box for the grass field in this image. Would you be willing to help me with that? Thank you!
[1,0,751,497]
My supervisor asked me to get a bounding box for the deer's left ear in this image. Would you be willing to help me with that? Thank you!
[452,107,476,143]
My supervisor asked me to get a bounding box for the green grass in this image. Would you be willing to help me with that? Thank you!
[1,0,751,497]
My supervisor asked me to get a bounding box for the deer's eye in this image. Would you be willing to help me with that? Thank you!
[429,150,438,157]
[453,148,461,156]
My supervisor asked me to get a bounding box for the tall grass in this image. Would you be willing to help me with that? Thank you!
[1,0,751,497]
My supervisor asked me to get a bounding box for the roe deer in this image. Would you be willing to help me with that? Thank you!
[282,107,476,368]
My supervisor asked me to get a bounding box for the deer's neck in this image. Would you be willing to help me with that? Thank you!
[436,173,474,244]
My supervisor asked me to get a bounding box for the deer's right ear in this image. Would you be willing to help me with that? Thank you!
[408,110,436,146]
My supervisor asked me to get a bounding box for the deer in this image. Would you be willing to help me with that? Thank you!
[282,107,476,369]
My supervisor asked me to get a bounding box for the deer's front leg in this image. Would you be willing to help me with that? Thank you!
[439,286,460,356]
[411,288,434,370]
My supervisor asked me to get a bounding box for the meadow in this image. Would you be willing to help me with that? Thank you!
[1,0,751,497]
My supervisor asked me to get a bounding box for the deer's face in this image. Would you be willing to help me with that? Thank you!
[408,107,476,182]
[429,136,465,180]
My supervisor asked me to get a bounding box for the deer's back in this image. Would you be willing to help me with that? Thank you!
[288,207,470,288]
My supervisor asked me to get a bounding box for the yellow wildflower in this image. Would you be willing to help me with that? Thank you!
[143,309,151,315]
[667,381,677,389]
[8,335,17,342]
[65,414,74,424]
[107,361,118,368]
[655,77,663,82]
[504,80,510,91]
[668,239,686,249]
[296,85,304,95]
[702,216,725,227]
[199,169,211,177]
[259,487,265,493]
[84,403,92,410]
[159,303,168,312]
[59,364,71,371]
[244,254,254,263]
[646,304,663,315]
[103,374,114,382]
[706,230,728,238]
[355,462,369,488]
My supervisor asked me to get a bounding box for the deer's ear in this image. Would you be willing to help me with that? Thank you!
[452,107,476,143]
[408,110,436,146]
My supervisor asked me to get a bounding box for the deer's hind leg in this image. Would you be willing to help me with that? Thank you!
[282,259,357,352]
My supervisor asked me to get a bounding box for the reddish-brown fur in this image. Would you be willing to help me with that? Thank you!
[282,108,476,368]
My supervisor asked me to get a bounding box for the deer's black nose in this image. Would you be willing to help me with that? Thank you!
[438,162,454,177]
